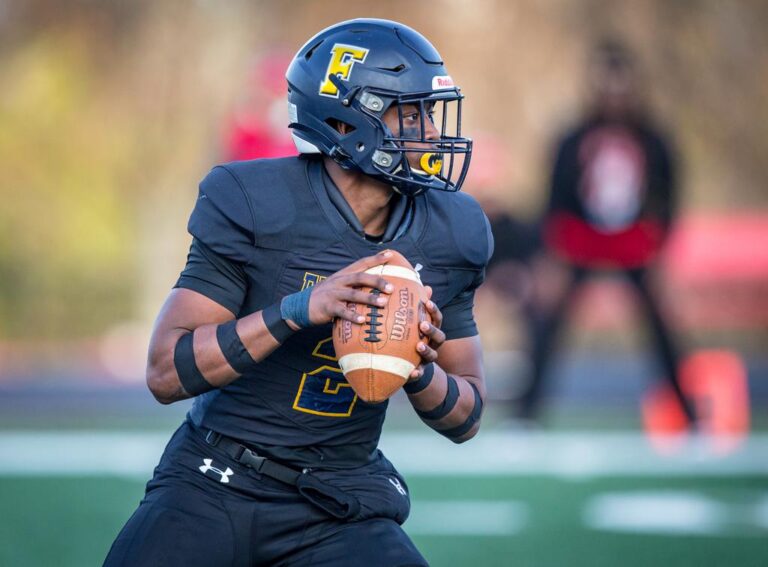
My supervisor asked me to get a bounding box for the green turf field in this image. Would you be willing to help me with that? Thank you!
[1,474,766,566]
[0,429,766,566]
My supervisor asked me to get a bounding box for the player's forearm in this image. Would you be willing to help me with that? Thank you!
[406,363,484,443]
[146,310,288,404]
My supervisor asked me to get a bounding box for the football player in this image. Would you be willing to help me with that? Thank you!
[105,18,492,567]
[522,39,695,425]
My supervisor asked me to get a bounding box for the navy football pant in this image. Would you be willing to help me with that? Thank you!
[104,422,427,566]
[520,267,696,423]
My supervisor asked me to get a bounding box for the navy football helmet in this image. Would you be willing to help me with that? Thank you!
[286,19,472,196]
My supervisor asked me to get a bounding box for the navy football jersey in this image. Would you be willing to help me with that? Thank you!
[175,155,492,465]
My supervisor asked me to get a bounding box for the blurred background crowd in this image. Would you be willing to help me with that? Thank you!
[1,1,767,565]
[2,0,766,424]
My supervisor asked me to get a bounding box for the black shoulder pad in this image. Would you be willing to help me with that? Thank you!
[188,165,255,264]
[220,157,310,243]
[422,191,494,270]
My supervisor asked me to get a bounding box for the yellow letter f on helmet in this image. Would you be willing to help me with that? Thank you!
[319,44,370,98]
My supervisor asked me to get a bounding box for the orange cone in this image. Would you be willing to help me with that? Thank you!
[642,350,750,454]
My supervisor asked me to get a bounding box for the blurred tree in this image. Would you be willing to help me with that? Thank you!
[0,32,136,339]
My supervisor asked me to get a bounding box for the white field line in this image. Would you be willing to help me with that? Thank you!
[583,491,731,536]
[0,431,766,479]
[405,501,528,535]
[381,431,768,478]
[583,490,768,537]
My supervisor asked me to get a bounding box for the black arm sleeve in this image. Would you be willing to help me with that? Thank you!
[174,238,248,315]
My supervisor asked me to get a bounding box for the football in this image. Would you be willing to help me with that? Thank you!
[333,251,431,403]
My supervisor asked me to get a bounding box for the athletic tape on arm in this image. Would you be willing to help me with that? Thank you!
[438,381,483,439]
[216,320,256,374]
[173,332,215,396]
[262,303,295,343]
[403,363,435,394]
[415,375,460,420]
[280,287,313,328]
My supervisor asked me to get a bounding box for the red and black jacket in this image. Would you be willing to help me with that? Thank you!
[543,115,678,268]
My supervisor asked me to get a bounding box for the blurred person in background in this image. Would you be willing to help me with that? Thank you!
[105,18,490,567]
[517,39,696,425]
[222,50,297,161]
[485,211,540,309]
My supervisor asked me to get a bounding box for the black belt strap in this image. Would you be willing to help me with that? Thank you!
[203,428,361,520]
[204,429,302,485]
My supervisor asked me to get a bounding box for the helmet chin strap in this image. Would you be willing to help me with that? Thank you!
[386,165,430,197]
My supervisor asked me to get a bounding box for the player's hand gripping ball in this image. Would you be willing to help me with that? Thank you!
[333,251,431,403]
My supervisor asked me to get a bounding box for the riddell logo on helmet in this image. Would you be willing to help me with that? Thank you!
[432,75,454,90]
[319,43,370,98]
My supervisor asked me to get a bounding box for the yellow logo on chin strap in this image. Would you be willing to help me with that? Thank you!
[319,43,370,98]
[419,152,443,176]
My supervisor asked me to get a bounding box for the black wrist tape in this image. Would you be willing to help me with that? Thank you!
[262,302,295,343]
[216,320,256,374]
[440,381,484,439]
[403,363,435,394]
[173,332,215,397]
[416,374,460,420]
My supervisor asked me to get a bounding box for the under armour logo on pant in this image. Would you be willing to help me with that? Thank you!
[199,458,234,483]
[389,477,407,496]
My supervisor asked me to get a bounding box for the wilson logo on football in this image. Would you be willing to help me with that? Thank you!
[340,313,355,343]
[390,288,413,342]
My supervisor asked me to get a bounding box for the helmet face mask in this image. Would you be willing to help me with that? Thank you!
[370,89,472,195]
[286,19,473,196]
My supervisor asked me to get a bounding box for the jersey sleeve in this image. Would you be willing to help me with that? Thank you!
[440,212,493,341]
[187,165,256,264]
[174,238,247,315]
[439,268,485,340]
